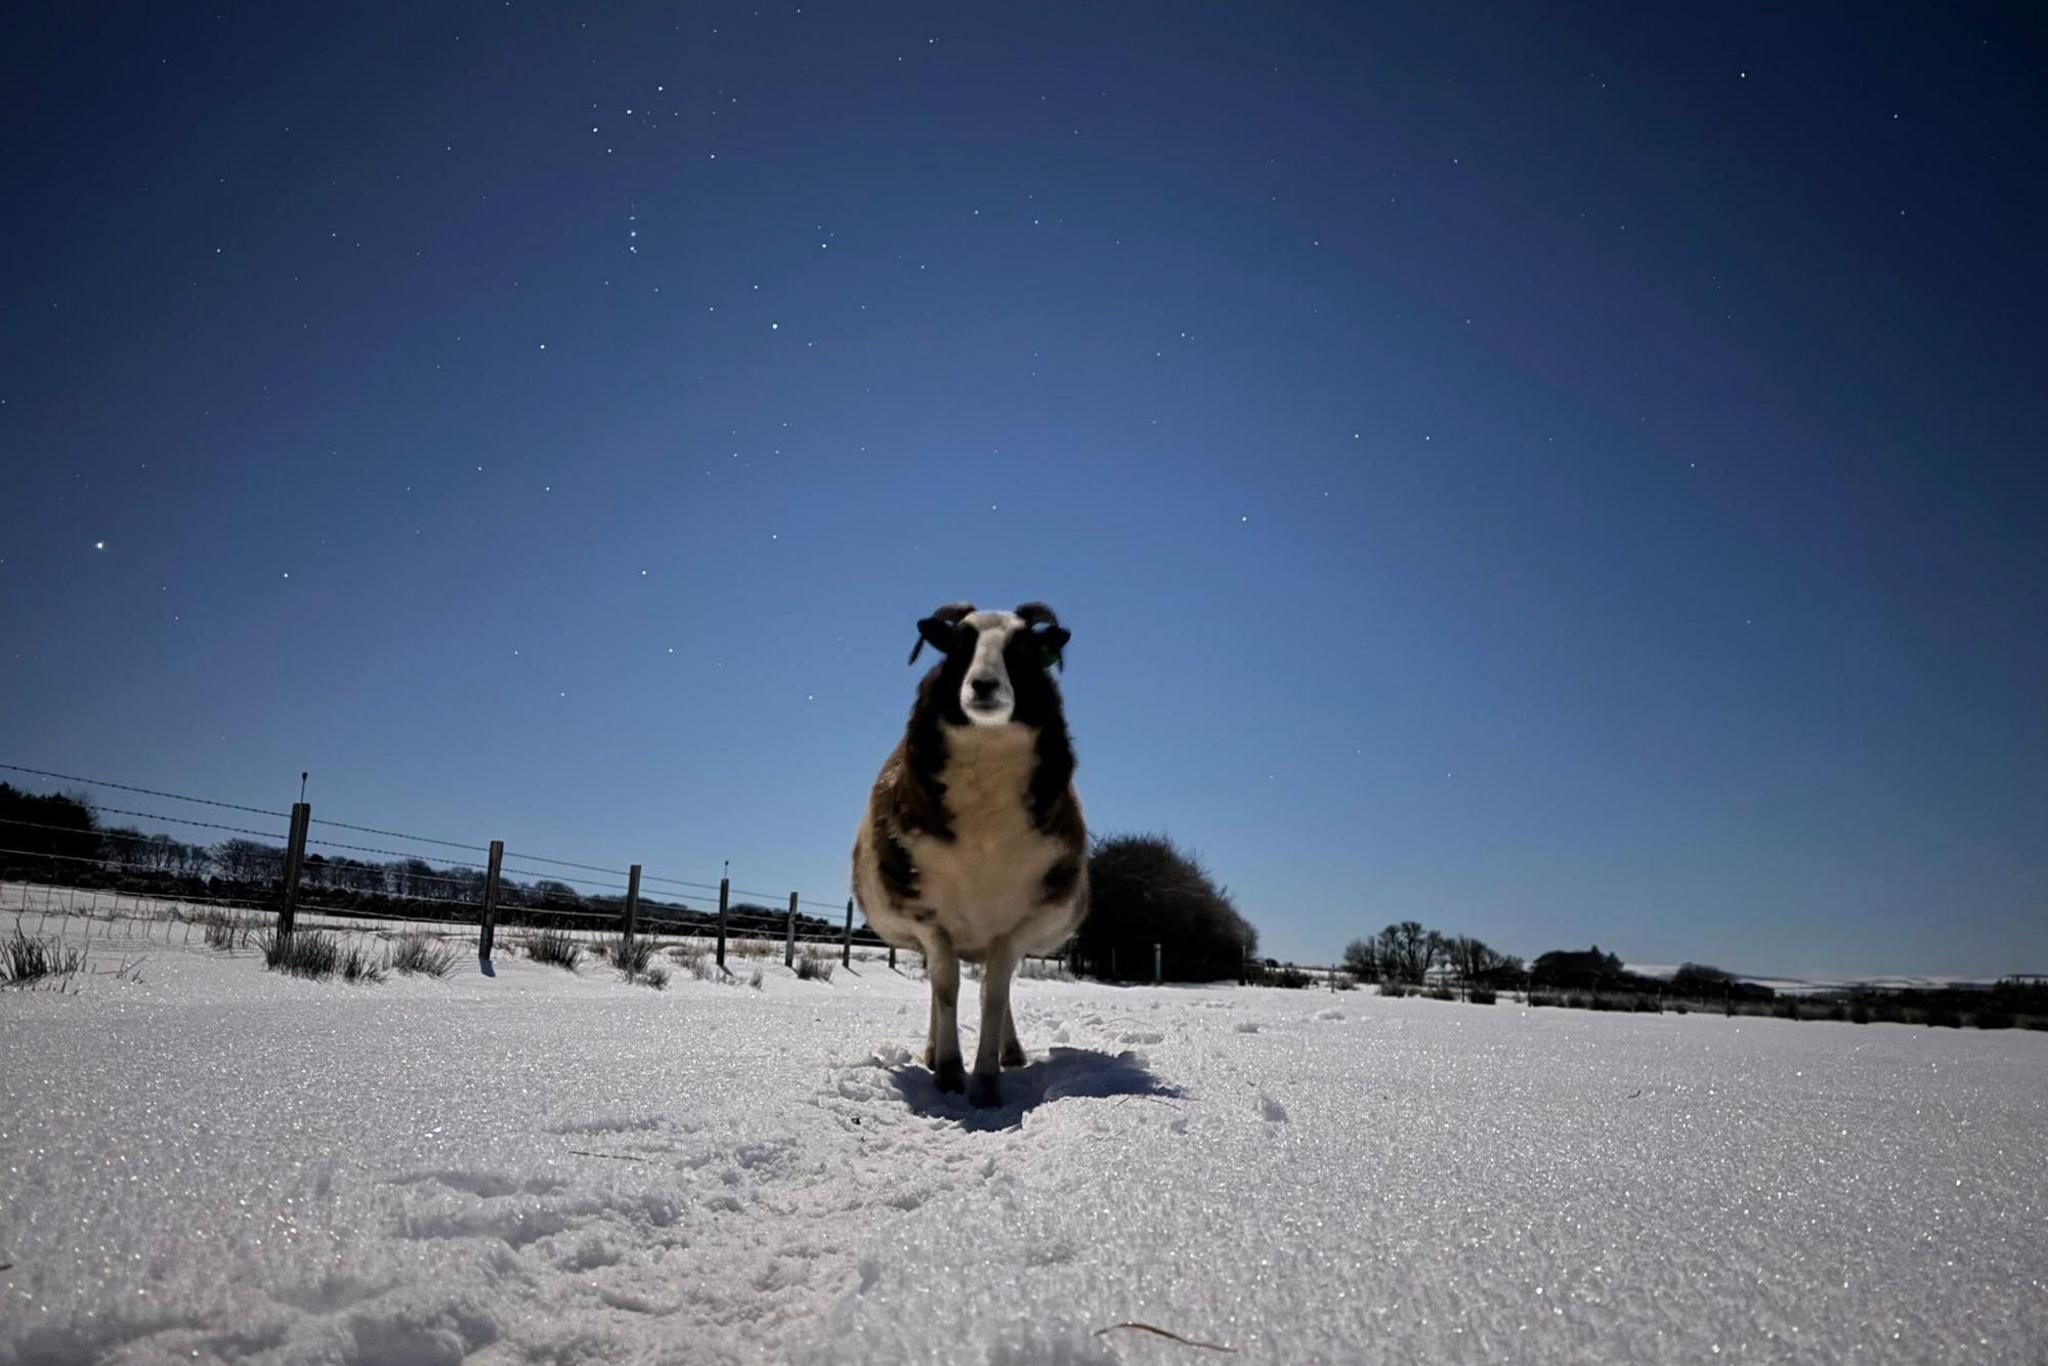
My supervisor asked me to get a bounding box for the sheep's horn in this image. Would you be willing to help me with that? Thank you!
[1014,602,1060,629]
[1016,603,1068,671]
[908,602,976,664]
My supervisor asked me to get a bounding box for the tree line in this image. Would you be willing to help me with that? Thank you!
[1341,924,1792,1005]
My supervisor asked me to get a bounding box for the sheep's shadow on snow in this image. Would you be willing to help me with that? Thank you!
[888,1046,1181,1131]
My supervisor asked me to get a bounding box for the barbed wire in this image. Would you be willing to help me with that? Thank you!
[8,764,866,937]
[303,864,485,893]
[306,816,490,855]
[502,850,632,879]
[1,764,289,818]
[497,863,630,893]
[0,845,275,878]
[302,836,492,870]
[0,815,247,848]
[83,806,290,841]
[639,872,725,893]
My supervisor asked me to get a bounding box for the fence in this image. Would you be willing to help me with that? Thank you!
[0,762,902,975]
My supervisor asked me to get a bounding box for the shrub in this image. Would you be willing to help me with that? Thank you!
[1848,1002,1872,1024]
[1573,993,1600,1010]
[262,928,338,979]
[748,966,764,990]
[388,932,458,979]
[1526,990,1560,1008]
[1426,986,1455,1002]
[200,911,247,951]
[261,930,382,983]
[796,950,835,982]
[1254,964,1314,989]
[1072,833,1256,981]
[1972,1009,2014,1030]
[1924,1007,1962,1029]
[1774,998,1800,1020]
[4,927,86,987]
[673,948,716,981]
[524,929,582,971]
[1822,1001,1848,1022]
[603,934,656,976]
[1378,981,1409,998]
[1018,957,1074,981]
[1633,995,1662,1013]
[340,942,385,984]
[1671,1000,1689,1015]
[1469,987,1497,1005]
[640,964,670,991]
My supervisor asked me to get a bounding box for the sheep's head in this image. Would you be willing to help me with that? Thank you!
[907,601,1071,728]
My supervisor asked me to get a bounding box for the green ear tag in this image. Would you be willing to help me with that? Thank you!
[1040,643,1064,672]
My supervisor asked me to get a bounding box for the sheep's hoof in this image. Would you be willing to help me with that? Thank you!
[967,1072,1002,1109]
[932,1057,966,1094]
[1000,1041,1028,1069]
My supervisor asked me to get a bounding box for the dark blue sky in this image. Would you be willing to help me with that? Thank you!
[3,4,2042,977]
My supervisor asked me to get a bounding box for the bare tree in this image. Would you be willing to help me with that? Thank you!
[1341,937,1380,981]
[1374,921,1442,984]
[1444,935,1513,998]
[215,838,283,883]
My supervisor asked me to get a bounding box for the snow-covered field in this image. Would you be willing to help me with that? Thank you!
[3,906,2044,1365]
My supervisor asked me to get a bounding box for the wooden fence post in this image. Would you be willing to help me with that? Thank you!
[889,942,897,970]
[1153,941,1162,985]
[278,802,310,935]
[842,898,853,967]
[784,892,798,967]
[623,864,642,944]
[716,876,729,969]
[478,839,503,965]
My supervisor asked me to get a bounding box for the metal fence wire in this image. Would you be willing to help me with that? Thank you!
[0,763,895,972]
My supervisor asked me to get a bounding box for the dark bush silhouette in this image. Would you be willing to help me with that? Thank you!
[1670,961,1775,1003]
[0,783,99,876]
[1071,834,1257,982]
[1530,945,1629,991]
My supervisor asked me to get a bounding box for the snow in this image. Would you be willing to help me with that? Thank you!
[3,900,2044,1364]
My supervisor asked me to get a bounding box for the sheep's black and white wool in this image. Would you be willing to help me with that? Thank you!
[852,602,1088,1107]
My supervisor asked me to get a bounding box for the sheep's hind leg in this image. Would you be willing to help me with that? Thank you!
[969,939,1021,1107]
[924,932,965,1093]
[1000,1006,1026,1068]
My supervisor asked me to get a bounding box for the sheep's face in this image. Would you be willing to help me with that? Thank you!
[911,604,1070,729]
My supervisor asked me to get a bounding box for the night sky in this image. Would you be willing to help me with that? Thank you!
[3,4,2042,978]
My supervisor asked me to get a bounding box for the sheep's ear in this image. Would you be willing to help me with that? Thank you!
[909,616,959,665]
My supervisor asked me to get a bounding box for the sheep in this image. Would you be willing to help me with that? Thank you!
[852,601,1087,1107]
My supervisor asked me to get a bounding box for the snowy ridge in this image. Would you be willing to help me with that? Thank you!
[2,909,2043,1363]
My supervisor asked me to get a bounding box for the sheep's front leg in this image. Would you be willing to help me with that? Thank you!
[923,932,965,1093]
[1000,1005,1026,1068]
[969,939,1021,1107]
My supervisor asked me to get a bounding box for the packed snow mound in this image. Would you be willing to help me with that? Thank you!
[2,907,2043,1363]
